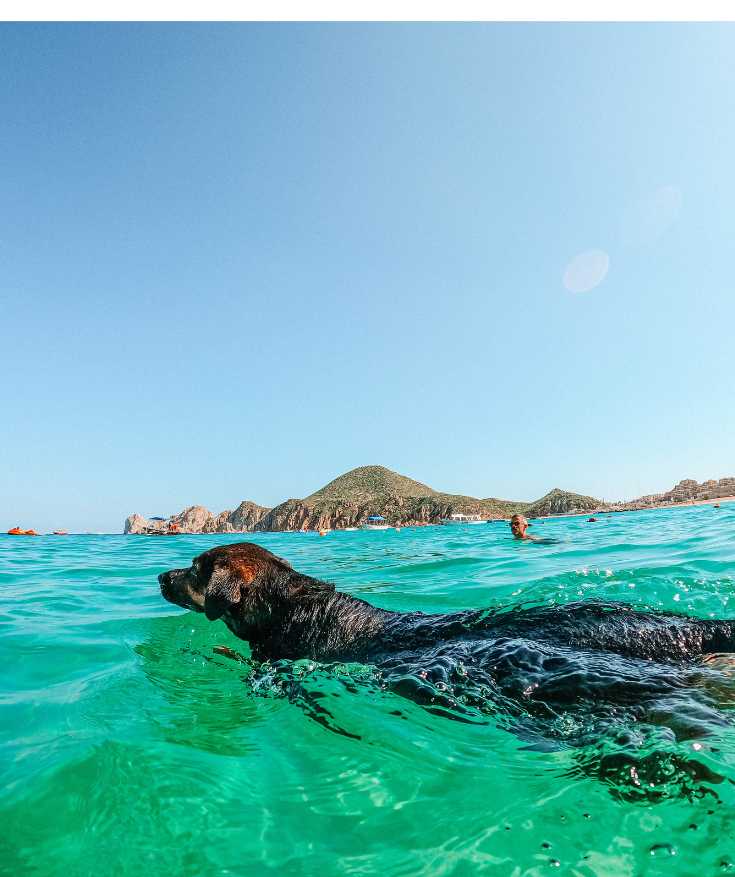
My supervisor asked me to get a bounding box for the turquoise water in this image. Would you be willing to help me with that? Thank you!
[2,505,735,876]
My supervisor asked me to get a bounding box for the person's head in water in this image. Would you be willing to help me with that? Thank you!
[510,514,529,540]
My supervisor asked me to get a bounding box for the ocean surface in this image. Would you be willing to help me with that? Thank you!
[2,504,735,876]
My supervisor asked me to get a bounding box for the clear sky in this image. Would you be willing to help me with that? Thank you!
[2,23,734,532]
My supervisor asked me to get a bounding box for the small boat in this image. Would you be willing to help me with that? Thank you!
[362,515,391,530]
[440,513,485,525]
[140,517,181,536]
[52,530,69,535]
[7,527,37,536]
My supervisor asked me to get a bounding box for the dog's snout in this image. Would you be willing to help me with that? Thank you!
[158,572,170,586]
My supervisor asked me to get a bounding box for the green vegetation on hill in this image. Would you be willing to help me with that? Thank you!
[426,492,527,518]
[254,465,529,530]
[525,488,605,518]
[127,465,607,533]
[307,465,437,502]
[307,465,526,517]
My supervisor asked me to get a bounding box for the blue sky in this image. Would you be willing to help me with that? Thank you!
[2,23,734,532]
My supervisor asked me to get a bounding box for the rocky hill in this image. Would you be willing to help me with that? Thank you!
[123,468,734,534]
[124,465,530,533]
[255,465,528,531]
[123,465,614,535]
[525,488,606,518]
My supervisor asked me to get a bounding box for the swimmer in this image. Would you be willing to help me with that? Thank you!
[509,514,558,544]
[509,514,535,540]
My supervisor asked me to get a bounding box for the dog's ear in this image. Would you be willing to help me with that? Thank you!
[204,567,239,621]
[204,560,259,621]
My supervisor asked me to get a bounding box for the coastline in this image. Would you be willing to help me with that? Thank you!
[118,468,735,536]
[17,497,734,537]
[538,494,735,523]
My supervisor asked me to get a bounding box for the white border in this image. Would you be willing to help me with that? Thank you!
[5,1,735,23]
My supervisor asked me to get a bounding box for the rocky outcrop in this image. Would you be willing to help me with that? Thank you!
[255,490,528,532]
[665,477,735,502]
[124,500,269,534]
[124,514,160,534]
[525,488,605,518]
[625,477,735,508]
[256,500,320,532]
[171,505,216,532]
[228,501,269,530]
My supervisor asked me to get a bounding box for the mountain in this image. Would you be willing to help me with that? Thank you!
[525,488,606,518]
[123,468,734,534]
[307,465,437,502]
[255,465,527,531]
[124,465,528,534]
[123,466,616,534]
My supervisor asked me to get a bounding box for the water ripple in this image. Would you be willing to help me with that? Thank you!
[2,503,735,874]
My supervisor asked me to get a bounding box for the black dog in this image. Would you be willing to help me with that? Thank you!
[159,542,735,800]
[159,542,735,663]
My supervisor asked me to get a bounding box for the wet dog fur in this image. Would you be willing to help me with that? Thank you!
[159,542,735,800]
[159,542,735,665]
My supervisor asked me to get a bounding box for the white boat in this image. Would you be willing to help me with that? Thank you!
[362,515,391,530]
[440,513,485,525]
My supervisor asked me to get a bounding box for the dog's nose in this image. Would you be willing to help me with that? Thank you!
[158,572,169,586]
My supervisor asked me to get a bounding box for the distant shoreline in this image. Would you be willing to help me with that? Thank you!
[8,469,735,537]
[120,467,735,536]
[6,497,733,537]
[537,495,735,522]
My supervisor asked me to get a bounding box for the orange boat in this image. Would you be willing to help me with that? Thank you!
[7,527,37,536]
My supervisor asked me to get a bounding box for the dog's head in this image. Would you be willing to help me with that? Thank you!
[158,542,297,624]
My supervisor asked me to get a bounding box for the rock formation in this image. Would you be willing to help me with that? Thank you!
[228,501,269,531]
[525,488,605,518]
[124,501,269,535]
[123,466,529,534]
[621,477,735,509]
[123,464,734,534]
[254,466,528,532]
[171,505,217,533]
[124,514,154,534]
